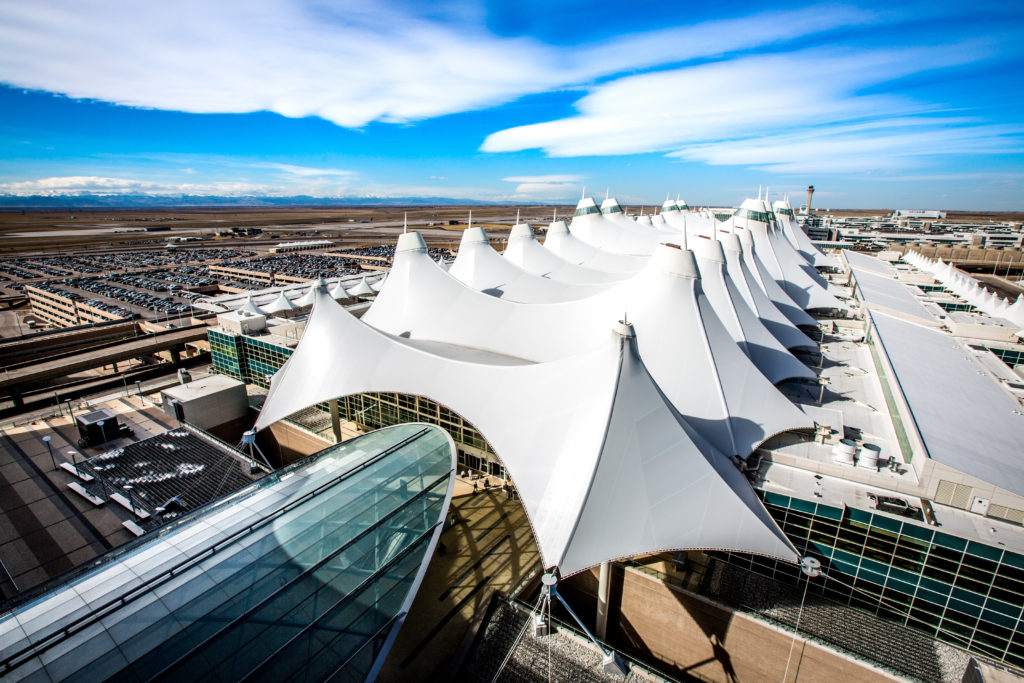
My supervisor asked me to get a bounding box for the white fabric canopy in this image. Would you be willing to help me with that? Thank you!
[773,198,834,268]
[328,281,350,299]
[503,224,625,285]
[348,276,376,297]
[254,286,798,575]
[690,236,815,381]
[719,232,815,350]
[569,197,670,256]
[363,233,813,456]
[737,228,817,327]
[262,290,296,314]
[735,198,845,311]
[235,294,266,316]
[449,227,606,303]
[543,220,650,274]
[295,279,326,307]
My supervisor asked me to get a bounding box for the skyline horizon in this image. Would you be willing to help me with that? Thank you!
[2,1,1023,209]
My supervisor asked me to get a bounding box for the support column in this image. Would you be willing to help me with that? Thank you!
[595,560,611,641]
[329,398,342,443]
[169,347,181,363]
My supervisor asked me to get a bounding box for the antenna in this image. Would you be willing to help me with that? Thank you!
[581,186,586,200]
[758,184,762,200]
[640,206,644,216]
[403,212,407,234]
[468,210,472,229]
[516,208,520,225]
[605,188,609,201]
[553,207,557,222]
[681,213,687,250]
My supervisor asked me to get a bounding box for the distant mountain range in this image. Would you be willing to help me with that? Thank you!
[0,194,503,208]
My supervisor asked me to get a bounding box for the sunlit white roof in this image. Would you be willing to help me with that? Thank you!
[255,286,799,575]
[773,198,834,268]
[450,227,607,302]
[736,198,846,311]
[543,220,649,274]
[261,290,296,314]
[503,224,625,285]
[869,310,1024,496]
[362,232,813,456]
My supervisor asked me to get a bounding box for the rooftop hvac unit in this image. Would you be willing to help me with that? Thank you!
[75,409,122,448]
[858,443,882,470]
[832,438,857,465]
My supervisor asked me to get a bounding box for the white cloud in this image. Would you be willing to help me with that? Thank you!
[255,163,354,177]
[510,183,579,199]
[0,2,881,129]
[0,176,276,196]
[502,174,582,183]
[673,121,1024,174]
[481,44,1021,172]
[0,174,542,201]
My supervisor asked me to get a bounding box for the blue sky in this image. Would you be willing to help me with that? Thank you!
[1,0,1022,208]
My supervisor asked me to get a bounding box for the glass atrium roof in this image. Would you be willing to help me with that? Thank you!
[0,423,455,682]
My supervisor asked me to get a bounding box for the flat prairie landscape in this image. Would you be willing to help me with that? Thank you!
[1,206,1021,255]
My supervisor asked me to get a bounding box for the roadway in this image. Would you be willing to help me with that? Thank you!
[0,324,209,394]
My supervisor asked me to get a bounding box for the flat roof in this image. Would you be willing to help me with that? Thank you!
[160,374,246,402]
[851,267,937,324]
[844,249,896,276]
[870,310,1024,496]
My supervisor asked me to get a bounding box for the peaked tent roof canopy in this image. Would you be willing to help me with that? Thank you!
[503,224,625,285]
[254,286,798,576]
[449,227,606,303]
[262,290,297,314]
[363,233,813,456]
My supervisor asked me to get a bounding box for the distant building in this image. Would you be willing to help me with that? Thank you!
[894,209,947,219]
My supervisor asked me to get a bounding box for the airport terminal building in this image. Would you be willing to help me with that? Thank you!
[196,198,1024,676]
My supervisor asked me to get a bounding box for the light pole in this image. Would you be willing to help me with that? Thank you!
[42,436,56,470]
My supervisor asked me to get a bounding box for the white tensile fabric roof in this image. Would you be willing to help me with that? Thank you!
[736,228,817,327]
[362,233,813,456]
[254,286,799,575]
[570,197,670,256]
[328,280,350,299]
[236,294,266,317]
[689,236,815,382]
[544,220,650,274]
[773,198,835,268]
[262,290,296,314]
[503,224,626,285]
[736,198,845,311]
[295,279,325,307]
[719,232,815,350]
[348,276,377,297]
[449,227,607,303]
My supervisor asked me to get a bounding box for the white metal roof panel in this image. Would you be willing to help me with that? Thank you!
[870,311,1024,496]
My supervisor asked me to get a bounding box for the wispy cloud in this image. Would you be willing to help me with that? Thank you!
[0,2,884,129]
[502,174,582,183]
[254,162,354,177]
[482,43,1022,172]
[500,175,581,199]
[0,176,276,196]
